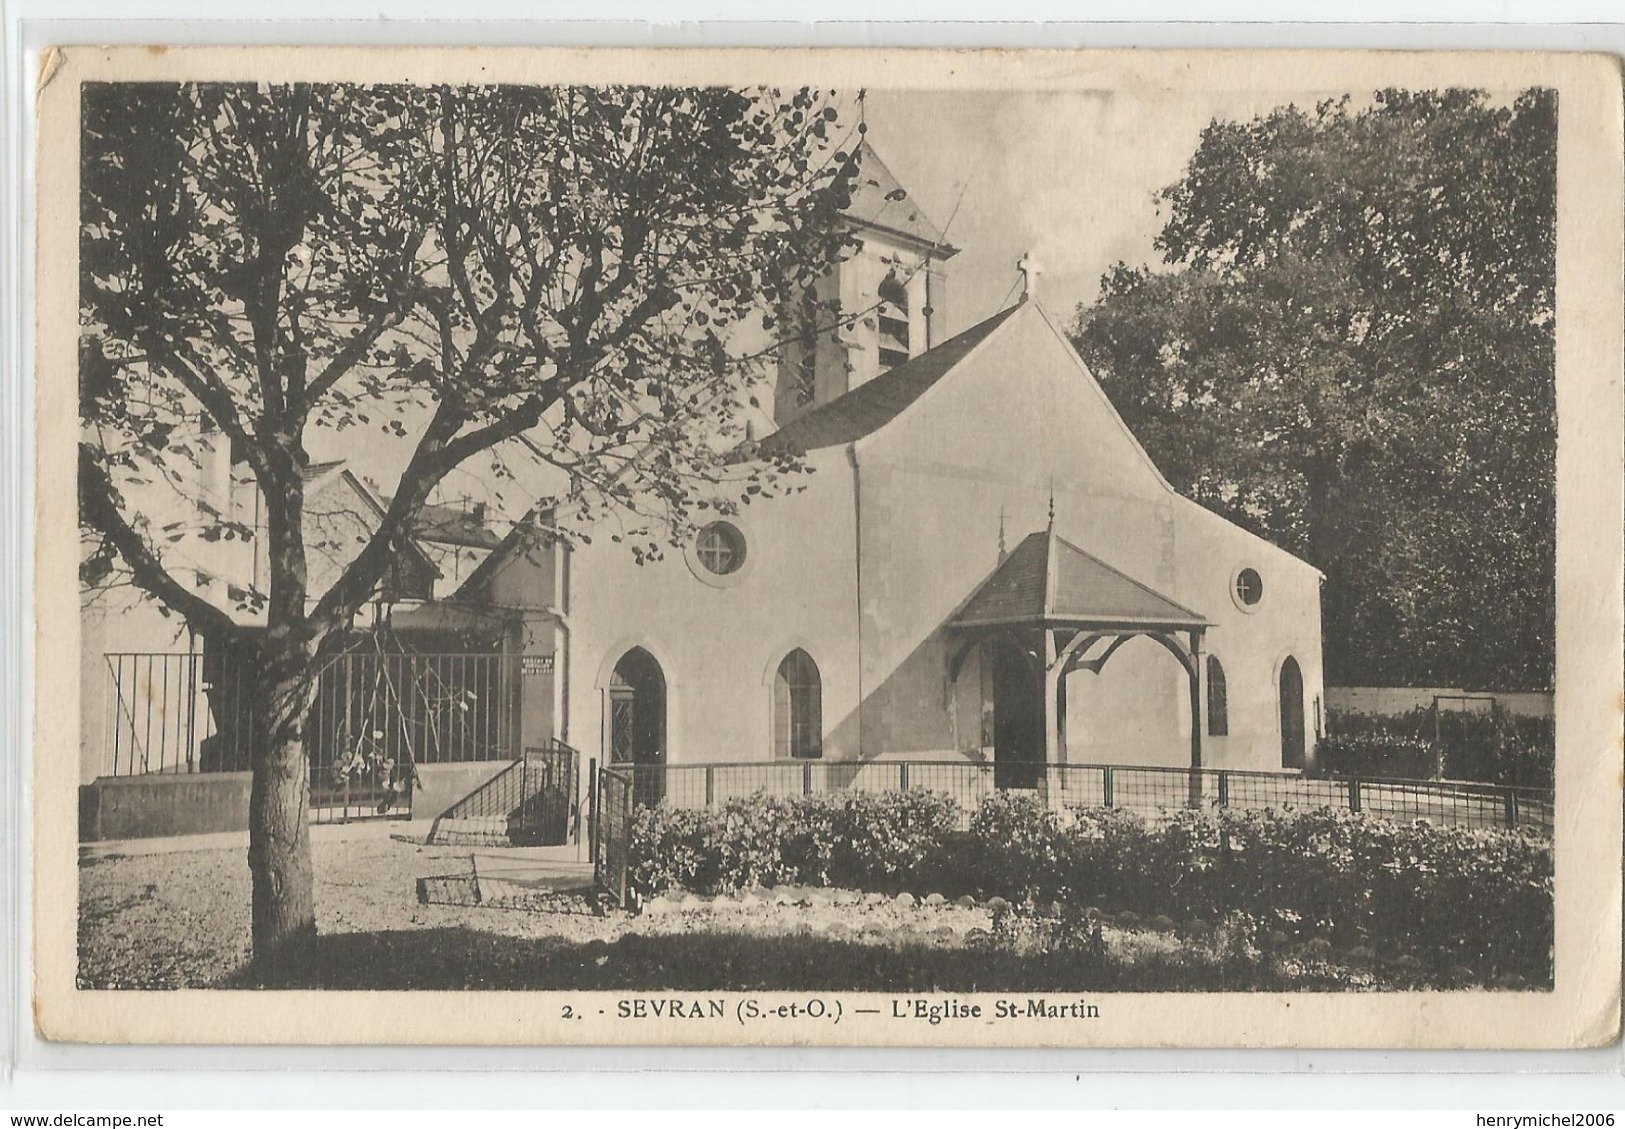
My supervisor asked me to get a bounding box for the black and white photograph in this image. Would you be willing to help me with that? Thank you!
[32,45,1622,1048]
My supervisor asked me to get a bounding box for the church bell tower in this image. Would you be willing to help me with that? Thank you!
[773,141,960,425]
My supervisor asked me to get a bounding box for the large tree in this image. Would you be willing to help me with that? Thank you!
[1072,88,1556,690]
[79,82,859,973]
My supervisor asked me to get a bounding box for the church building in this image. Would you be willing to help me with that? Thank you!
[79,144,1325,836]
[455,144,1327,796]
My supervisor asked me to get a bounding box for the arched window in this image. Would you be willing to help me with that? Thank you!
[773,648,823,760]
[1206,655,1229,737]
[877,272,910,370]
[1279,655,1306,769]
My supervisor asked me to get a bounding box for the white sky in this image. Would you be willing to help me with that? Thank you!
[862,86,1372,331]
[316,82,1526,490]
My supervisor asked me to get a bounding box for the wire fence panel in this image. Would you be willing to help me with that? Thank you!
[596,759,1553,838]
[595,766,635,907]
[1219,770,1352,813]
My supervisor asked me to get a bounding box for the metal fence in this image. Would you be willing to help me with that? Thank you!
[101,650,519,822]
[588,759,1552,905]
[597,759,1554,836]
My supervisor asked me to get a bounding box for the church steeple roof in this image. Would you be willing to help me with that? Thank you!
[843,140,959,257]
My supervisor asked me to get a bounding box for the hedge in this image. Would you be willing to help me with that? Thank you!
[968,793,1551,980]
[1315,733,1439,780]
[1323,705,1554,789]
[628,790,1553,981]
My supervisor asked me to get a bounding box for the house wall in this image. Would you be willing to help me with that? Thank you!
[848,302,1325,771]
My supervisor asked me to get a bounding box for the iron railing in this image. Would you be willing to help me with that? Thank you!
[598,759,1553,836]
[100,650,519,822]
[427,741,580,847]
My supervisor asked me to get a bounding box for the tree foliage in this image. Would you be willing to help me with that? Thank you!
[81,82,861,636]
[1072,88,1556,689]
[78,80,861,967]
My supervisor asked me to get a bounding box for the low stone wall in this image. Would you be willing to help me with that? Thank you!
[79,759,514,842]
[80,771,254,842]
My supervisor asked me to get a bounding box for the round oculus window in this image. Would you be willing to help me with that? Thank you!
[1233,567,1264,609]
[695,521,747,577]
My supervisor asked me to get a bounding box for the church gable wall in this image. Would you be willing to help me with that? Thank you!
[562,449,863,768]
[847,304,1324,770]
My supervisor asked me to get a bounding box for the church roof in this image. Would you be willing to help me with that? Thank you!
[759,302,1021,455]
[952,527,1211,630]
[844,141,958,255]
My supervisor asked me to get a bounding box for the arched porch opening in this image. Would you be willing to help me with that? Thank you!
[985,636,1044,789]
[1062,633,1193,764]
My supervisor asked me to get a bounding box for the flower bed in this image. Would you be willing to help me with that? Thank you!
[628,791,1553,985]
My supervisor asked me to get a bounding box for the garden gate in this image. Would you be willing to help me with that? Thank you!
[593,765,635,906]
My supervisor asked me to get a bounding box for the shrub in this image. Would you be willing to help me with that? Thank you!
[1315,733,1439,780]
[965,792,1067,898]
[1437,709,1554,789]
[627,789,961,898]
[966,804,1553,983]
[832,789,961,889]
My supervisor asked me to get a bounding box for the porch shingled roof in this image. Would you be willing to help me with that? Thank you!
[951,528,1211,630]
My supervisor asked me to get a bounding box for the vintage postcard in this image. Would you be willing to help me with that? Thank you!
[32,45,1624,1047]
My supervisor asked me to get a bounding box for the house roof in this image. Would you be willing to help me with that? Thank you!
[952,527,1211,630]
[845,141,958,255]
[409,501,505,550]
[301,459,346,484]
[759,302,1021,456]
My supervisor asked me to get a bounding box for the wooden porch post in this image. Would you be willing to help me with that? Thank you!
[1187,628,1205,807]
[1043,628,1060,769]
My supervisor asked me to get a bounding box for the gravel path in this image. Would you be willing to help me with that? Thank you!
[78,833,613,988]
[78,834,1004,989]
[78,833,1428,992]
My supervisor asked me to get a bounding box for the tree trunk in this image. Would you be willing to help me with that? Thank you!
[248,634,319,981]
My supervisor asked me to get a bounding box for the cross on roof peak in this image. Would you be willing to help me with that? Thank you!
[1017,252,1044,303]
